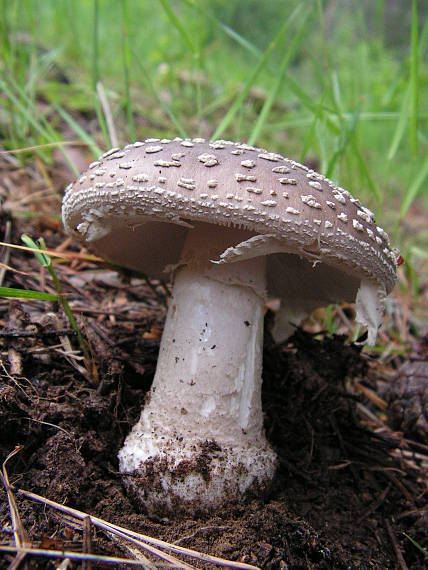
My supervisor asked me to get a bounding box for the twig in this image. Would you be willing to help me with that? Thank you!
[104,530,158,570]
[82,516,92,570]
[17,488,261,570]
[357,484,391,524]
[6,550,27,570]
[1,446,30,569]
[383,472,415,506]
[96,81,118,148]
[0,262,29,276]
[95,521,197,570]
[396,508,427,521]
[357,402,388,429]
[392,448,428,469]
[385,519,409,570]
[58,511,196,570]
[0,141,90,155]
[0,240,102,263]
[0,328,76,338]
[354,381,388,410]
[0,219,12,287]
[24,418,75,441]
[0,546,148,567]
[404,438,428,454]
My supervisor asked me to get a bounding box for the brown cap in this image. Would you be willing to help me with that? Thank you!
[62,137,397,337]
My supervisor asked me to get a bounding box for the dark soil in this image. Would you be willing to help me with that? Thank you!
[0,189,427,568]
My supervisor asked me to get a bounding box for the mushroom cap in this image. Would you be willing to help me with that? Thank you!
[62,138,397,323]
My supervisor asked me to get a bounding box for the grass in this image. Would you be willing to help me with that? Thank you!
[0,1,427,306]
[212,3,305,140]
[20,234,93,377]
[0,5,426,566]
[410,0,419,156]
[0,286,58,302]
[403,532,428,559]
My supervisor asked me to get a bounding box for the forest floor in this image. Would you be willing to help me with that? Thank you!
[0,150,427,569]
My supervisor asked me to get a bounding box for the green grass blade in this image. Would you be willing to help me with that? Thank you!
[350,140,381,202]
[403,533,428,558]
[196,53,203,136]
[300,90,327,163]
[92,0,99,91]
[248,11,310,146]
[121,0,135,141]
[6,74,56,138]
[0,0,10,59]
[388,10,427,160]
[89,2,109,147]
[410,245,428,261]
[54,104,102,158]
[21,234,51,267]
[0,287,58,301]
[399,154,428,221]
[215,21,261,58]
[279,73,338,131]
[418,13,428,59]
[212,4,304,141]
[22,234,91,367]
[130,46,188,138]
[325,104,361,178]
[375,0,385,47]
[66,0,83,64]
[1,77,80,176]
[0,78,53,142]
[159,0,202,129]
[159,0,196,53]
[183,0,262,58]
[322,67,381,203]
[387,88,411,160]
[410,0,419,155]
[331,71,343,114]
[323,70,349,177]
[13,211,61,221]
[187,0,317,136]
[94,95,111,149]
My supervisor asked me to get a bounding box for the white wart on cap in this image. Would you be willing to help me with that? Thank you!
[62,138,397,515]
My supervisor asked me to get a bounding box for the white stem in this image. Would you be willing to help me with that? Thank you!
[119,224,277,514]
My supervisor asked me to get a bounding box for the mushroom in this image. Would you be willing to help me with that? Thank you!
[62,138,397,515]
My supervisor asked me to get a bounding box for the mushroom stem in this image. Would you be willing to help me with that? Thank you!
[118,224,277,514]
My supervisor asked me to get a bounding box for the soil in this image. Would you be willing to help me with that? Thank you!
[0,161,427,569]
